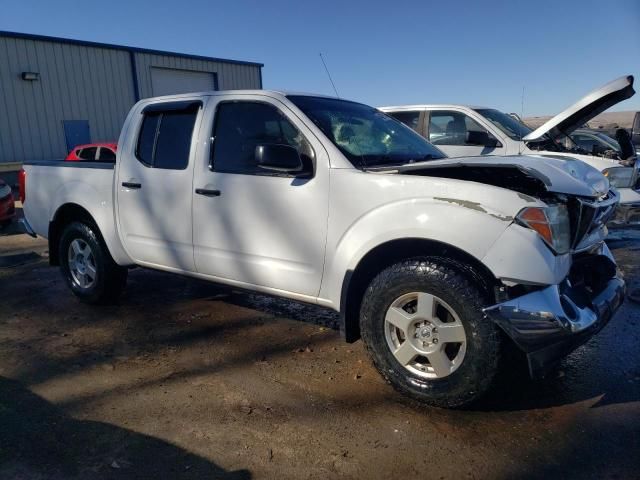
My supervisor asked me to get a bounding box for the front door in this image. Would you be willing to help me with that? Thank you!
[192,95,330,298]
[427,110,504,158]
[116,99,204,272]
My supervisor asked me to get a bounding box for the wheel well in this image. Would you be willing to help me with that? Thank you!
[340,238,500,343]
[48,203,97,266]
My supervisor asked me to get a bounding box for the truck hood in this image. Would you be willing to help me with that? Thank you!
[524,75,635,142]
[387,155,610,198]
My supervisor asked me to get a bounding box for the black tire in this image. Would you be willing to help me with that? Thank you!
[360,257,501,409]
[59,221,127,304]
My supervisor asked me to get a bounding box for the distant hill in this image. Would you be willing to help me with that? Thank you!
[523,110,637,131]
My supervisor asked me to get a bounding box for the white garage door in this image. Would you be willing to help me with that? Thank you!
[151,67,216,96]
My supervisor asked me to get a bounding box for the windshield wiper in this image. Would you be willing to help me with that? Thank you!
[362,154,442,171]
[397,153,441,165]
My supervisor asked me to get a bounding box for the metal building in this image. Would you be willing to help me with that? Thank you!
[0,31,263,169]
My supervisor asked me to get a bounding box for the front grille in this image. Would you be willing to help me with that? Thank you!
[568,189,619,250]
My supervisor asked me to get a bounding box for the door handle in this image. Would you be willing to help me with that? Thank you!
[195,188,221,197]
[122,182,142,189]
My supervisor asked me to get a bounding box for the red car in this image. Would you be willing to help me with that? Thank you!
[65,143,117,162]
[0,178,15,227]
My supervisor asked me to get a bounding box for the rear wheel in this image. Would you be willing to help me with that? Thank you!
[59,222,127,304]
[360,258,501,408]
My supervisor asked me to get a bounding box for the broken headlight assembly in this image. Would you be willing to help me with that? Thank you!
[516,204,571,255]
[603,167,635,188]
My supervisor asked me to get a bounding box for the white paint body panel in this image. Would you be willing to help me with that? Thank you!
[380,104,637,206]
[114,95,207,272]
[23,90,594,312]
[22,164,131,265]
[191,93,330,296]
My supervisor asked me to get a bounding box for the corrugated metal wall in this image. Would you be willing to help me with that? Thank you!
[0,36,134,163]
[0,34,262,164]
[134,52,261,97]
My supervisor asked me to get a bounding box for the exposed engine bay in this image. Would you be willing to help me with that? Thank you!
[402,164,548,197]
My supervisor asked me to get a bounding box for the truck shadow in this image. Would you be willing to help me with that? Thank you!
[0,375,251,479]
[1,254,638,415]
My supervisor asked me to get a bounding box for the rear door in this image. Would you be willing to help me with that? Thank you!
[192,94,330,297]
[116,98,205,272]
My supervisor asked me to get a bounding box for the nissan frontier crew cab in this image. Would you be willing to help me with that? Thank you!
[381,75,640,227]
[20,90,625,408]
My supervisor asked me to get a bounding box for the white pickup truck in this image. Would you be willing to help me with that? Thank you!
[20,90,625,408]
[381,75,640,226]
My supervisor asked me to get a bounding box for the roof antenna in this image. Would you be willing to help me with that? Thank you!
[518,86,525,155]
[319,52,340,98]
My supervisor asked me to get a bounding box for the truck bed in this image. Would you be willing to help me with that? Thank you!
[22,160,116,244]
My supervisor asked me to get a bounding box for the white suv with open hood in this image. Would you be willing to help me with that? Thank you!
[381,75,640,226]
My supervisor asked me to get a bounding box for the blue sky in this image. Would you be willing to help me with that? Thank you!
[1,0,639,115]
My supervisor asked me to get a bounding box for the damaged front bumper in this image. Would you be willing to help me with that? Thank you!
[609,186,640,228]
[609,202,640,227]
[484,243,625,378]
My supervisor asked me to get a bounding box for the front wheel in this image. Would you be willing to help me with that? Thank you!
[59,221,127,304]
[360,258,502,408]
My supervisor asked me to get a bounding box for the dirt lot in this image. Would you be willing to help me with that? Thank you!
[1,216,639,479]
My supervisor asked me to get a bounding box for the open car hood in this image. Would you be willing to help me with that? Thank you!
[524,75,635,142]
[389,155,610,198]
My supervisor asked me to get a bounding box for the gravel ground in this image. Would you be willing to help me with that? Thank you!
[1,220,639,480]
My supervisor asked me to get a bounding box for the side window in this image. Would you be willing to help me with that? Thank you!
[137,114,160,166]
[211,101,312,175]
[98,147,116,162]
[572,134,599,151]
[428,111,488,146]
[387,111,421,132]
[78,147,97,160]
[135,103,199,170]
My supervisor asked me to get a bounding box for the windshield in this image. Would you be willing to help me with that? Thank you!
[594,132,621,150]
[287,95,445,168]
[474,108,533,140]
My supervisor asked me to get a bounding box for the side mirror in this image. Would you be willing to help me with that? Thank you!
[255,144,303,174]
[466,130,498,148]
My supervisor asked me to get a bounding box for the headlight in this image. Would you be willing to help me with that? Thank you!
[0,183,11,199]
[603,167,634,188]
[517,204,571,254]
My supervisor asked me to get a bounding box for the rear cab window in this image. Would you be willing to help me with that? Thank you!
[78,147,97,160]
[98,147,116,162]
[136,101,201,170]
[387,110,422,132]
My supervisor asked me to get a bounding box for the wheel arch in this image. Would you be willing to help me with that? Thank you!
[48,203,98,266]
[48,203,130,267]
[339,238,500,343]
